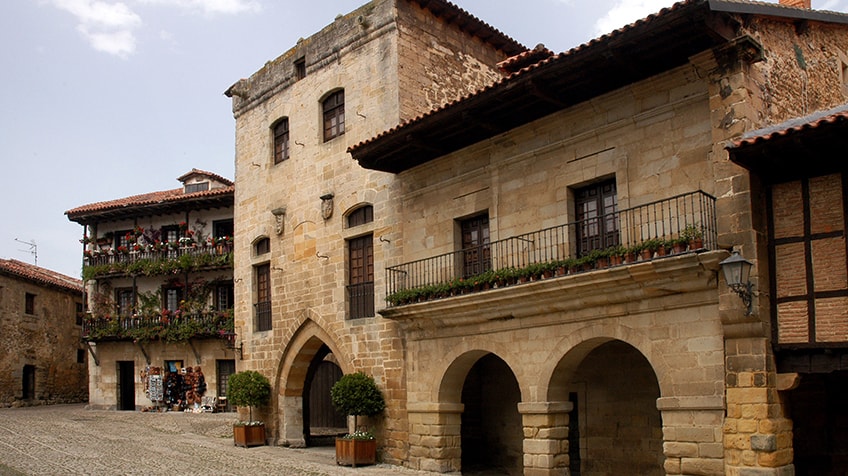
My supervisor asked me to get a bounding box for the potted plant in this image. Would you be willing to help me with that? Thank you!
[331,372,386,467]
[228,370,271,447]
[682,224,704,250]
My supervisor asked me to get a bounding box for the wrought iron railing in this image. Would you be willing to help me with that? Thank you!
[347,281,375,319]
[385,191,717,305]
[254,301,272,331]
[83,310,233,342]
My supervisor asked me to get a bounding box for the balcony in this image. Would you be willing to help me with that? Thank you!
[385,191,717,307]
[83,243,233,280]
[82,310,234,343]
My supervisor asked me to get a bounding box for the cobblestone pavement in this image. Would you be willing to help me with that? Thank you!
[0,404,435,476]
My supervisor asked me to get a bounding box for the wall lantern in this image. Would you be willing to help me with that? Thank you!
[222,330,243,360]
[719,250,754,315]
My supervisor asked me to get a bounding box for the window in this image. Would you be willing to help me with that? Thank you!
[575,179,619,255]
[215,281,234,311]
[255,263,272,331]
[255,237,270,256]
[75,302,84,326]
[460,214,491,278]
[24,292,35,315]
[323,90,345,142]
[347,235,374,319]
[347,205,373,228]
[77,349,86,364]
[162,286,182,312]
[213,219,234,239]
[115,230,132,249]
[184,182,209,194]
[161,225,180,245]
[294,57,306,81]
[116,288,134,317]
[273,118,290,164]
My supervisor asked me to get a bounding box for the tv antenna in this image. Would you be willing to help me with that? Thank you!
[14,238,37,266]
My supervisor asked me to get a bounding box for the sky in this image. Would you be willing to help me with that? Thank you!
[2,0,848,279]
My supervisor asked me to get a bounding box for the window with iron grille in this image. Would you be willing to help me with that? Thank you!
[273,118,290,164]
[347,234,374,319]
[216,281,234,311]
[575,179,619,255]
[323,90,345,142]
[460,214,491,278]
[255,263,272,331]
[162,286,182,312]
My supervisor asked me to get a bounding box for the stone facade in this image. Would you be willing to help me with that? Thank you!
[231,0,848,474]
[0,259,86,407]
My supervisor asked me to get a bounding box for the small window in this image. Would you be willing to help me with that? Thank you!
[116,288,134,317]
[75,302,84,326]
[161,225,180,246]
[162,287,182,312]
[77,349,86,364]
[216,281,234,311]
[114,230,132,249]
[255,237,270,256]
[24,293,35,315]
[347,205,374,228]
[273,118,290,164]
[294,57,306,81]
[185,182,209,194]
[323,90,345,142]
[214,219,234,239]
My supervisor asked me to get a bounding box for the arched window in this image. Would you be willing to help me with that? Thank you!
[347,205,373,228]
[322,90,345,142]
[273,118,290,164]
[255,237,270,256]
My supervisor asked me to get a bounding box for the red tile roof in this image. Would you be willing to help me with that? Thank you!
[177,168,234,186]
[65,186,234,219]
[729,104,848,148]
[0,259,82,293]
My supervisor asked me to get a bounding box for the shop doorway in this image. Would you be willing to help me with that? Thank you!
[461,353,522,475]
[216,359,236,412]
[117,361,135,411]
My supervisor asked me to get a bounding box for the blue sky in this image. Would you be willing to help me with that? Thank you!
[2,0,847,278]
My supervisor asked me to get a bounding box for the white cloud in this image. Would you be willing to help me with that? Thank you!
[135,0,262,15]
[594,0,674,36]
[52,0,142,58]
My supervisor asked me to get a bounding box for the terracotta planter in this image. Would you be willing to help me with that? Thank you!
[233,424,266,448]
[336,437,377,467]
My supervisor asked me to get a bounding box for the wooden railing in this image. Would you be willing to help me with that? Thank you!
[83,310,234,343]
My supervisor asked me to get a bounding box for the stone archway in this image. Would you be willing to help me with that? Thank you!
[549,339,663,476]
[274,319,349,447]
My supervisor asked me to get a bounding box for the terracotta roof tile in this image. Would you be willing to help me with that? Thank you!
[0,259,82,293]
[177,168,234,186]
[729,103,848,148]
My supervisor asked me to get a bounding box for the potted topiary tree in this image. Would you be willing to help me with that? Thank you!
[228,370,271,447]
[330,372,386,467]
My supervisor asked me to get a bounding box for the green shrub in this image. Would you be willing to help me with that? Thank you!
[227,370,271,423]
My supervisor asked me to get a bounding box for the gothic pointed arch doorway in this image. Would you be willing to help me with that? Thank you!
[303,344,346,446]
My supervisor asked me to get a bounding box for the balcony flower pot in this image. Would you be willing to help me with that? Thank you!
[233,422,266,448]
[227,370,271,448]
[331,372,386,467]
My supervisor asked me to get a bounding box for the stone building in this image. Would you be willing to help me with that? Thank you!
[66,169,238,411]
[0,259,86,407]
[231,0,848,474]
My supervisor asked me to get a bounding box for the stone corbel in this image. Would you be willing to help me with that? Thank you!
[84,341,100,366]
[320,194,334,220]
[272,207,287,236]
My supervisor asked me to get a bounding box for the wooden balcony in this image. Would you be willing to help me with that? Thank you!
[83,243,233,279]
[82,310,233,343]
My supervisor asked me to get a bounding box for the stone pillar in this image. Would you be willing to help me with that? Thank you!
[406,402,463,473]
[724,338,795,475]
[519,401,571,476]
[657,396,726,476]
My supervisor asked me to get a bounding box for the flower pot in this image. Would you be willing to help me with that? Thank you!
[689,238,704,250]
[336,437,377,467]
[233,423,266,447]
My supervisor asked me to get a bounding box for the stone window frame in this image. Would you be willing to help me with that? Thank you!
[272,117,290,164]
[24,292,35,315]
[322,89,345,142]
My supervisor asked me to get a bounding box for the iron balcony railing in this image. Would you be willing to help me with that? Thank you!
[347,281,375,319]
[83,310,233,342]
[386,190,717,306]
[84,243,233,267]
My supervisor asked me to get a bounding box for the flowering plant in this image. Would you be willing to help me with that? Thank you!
[340,429,375,440]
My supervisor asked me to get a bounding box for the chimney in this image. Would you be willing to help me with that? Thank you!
[780,0,811,8]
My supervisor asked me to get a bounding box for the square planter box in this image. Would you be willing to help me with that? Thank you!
[233,424,266,448]
[335,438,377,467]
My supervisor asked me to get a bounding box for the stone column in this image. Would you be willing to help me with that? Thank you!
[657,396,726,476]
[518,401,571,476]
[406,402,463,473]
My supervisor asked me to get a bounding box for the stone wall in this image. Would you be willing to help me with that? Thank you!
[0,275,86,407]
